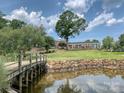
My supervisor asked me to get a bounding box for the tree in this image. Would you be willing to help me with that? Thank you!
[118,33,124,51]
[84,40,91,43]
[84,39,99,43]
[102,36,114,51]
[44,36,55,52]
[119,33,124,46]
[56,10,87,50]
[58,41,66,49]
[10,19,26,29]
[0,25,47,54]
[0,17,8,29]
[0,59,8,90]
[92,39,99,43]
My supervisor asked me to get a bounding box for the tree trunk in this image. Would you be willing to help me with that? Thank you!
[65,37,69,50]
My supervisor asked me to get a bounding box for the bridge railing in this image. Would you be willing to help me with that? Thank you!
[7,51,47,80]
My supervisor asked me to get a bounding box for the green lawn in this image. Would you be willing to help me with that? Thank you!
[47,50,124,61]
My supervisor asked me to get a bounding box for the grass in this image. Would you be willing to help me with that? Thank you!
[47,50,124,61]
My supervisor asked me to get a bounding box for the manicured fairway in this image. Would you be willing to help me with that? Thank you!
[47,50,124,61]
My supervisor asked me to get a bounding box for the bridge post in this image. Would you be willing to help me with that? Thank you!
[18,50,23,93]
[34,53,38,78]
[25,70,29,87]
[39,54,42,75]
[36,53,38,63]
[30,53,33,82]
[36,53,40,76]
[40,53,42,62]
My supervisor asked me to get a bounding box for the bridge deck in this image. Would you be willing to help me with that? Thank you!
[4,60,36,74]
[4,53,47,80]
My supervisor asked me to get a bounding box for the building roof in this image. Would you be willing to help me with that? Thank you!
[68,42,100,44]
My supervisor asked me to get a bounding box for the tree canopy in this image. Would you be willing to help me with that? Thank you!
[44,36,55,52]
[0,25,55,54]
[0,12,55,54]
[118,33,124,51]
[0,17,8,29]
[102,36,114,51]
[84,39,99,43]
[56,10,87,50]
[10,19,26,29]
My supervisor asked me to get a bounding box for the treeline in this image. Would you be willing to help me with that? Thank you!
[102,34,124,52]
[0,13,55,55]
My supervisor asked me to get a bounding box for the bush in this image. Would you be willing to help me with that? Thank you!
[0,59,8,91]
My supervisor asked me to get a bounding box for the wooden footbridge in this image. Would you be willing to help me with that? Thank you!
[4,51,47,93]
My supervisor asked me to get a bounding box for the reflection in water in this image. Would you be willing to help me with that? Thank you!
[23,68,124,93]
[57,79,81,93]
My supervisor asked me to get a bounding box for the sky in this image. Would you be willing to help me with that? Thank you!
[0,0,124,42]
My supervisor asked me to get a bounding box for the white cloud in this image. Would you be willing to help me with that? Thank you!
[86,12,113,31]
[41,14,59,33]
[3,7,59,33]
[103,0,124,10]
[86,11,124,31]
[106,17,124,26]
[64,0,96,14]
[4,7,42,26]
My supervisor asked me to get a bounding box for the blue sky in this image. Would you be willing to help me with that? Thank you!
[0,0,124,42]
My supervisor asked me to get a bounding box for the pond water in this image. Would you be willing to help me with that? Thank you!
[23,68,124,93]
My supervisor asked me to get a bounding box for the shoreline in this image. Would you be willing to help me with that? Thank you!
[47,59,124,73]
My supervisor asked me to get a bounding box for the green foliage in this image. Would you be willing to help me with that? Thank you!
[84,40,91,43]
[0,25,53,54]
[0,59,8,90]
[56,10,87,49]
[102,36,114,51]
[58,41,66,49]
[10,19,26,29]
[119,33,124,47]
[44,36,55,52]
[102,34,124,52]
[84,39,99,43]
[0,24,55,54]
[0,17,8,29]
[92,39,99,43]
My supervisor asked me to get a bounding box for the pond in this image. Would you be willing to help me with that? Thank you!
[23,68,124,93]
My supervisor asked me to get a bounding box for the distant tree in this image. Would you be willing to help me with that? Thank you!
[0,17,8,29]
[10,19,26,29]
[102,36,114,51]
[84,39,99,43]
[84,40,91,43]
[118,33,124,51]
[44,36,55,52]
[56,10,87,50]
[119,33,124,46]
[58,41,66,49]
[92,39,99,43]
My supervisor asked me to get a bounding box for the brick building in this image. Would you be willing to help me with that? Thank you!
[55,40,101,50]
[68,42,100,50]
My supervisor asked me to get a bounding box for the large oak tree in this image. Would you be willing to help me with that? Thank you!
[56,10,87,50]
